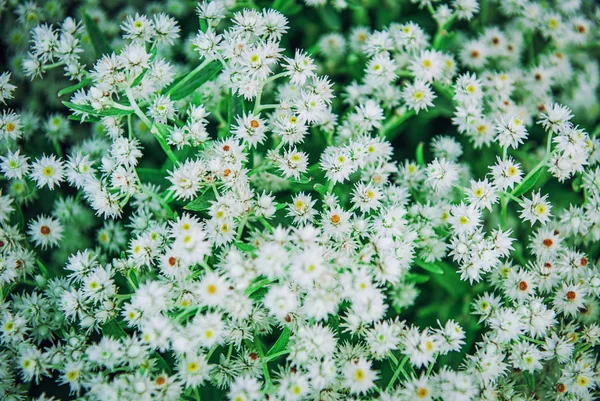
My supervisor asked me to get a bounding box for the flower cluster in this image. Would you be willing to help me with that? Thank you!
[0,0,599,401]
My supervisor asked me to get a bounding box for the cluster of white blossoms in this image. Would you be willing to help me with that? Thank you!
[0,0,599,400]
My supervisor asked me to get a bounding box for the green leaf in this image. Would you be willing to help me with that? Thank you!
[266,327,290,358]
[318,6,342,31]
[63,101,133,117]
[58,78,91,97]
[314,183,327,195]
[36,260,50,277]
[272,0,302,15]
[228,91,245,128]
[288,174,311,184]
[414,259,444,275]
[131,68,150,88]
[275,203,286,210]
[68,114,100,123]
[244,277,272,297]
[184,188,215,212]
[152,352,172,374]
[164,61,222,101]
[102,319,127,339]
[511,167,544,197]
[83,13,112,58]
[416,142,425,166]
[235,242,256,253]
[137,167,168,186]
[404,273,430,284]
[429,260,469,298]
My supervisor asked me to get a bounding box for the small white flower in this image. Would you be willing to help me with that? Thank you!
[519,191,552,226]
[28,215,64,249]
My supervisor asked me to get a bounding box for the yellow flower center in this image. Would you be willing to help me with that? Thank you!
[187,362,199,373]
[576,376,589,387]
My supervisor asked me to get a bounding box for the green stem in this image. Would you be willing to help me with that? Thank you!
[254,335,273,390]
[169,59,212,97]
[125,87,179,165]
[378,111,415,139]
[386,356,408,392]
[433,14,457,49]
[253,72,289,114]
[265,349,290,362]
[519,335,546,346]
[510,132,554,197]
[236,215,248,241]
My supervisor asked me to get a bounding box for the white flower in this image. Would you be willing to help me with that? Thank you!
[278,148,308,180]
[402,79,436,113]
[510,342,543,373]
[495,115,528,149]
[0,72,16,104]
[232,112,266,148]
[352,182,382,213]
[448,203,481,234]
[28,215,63,249]
[519,191,552,226]
[342,357,378,395]
[149,94,176,124]
[263,284,298,319]
[539,103,573,134]
[30,154,65,189]
[410,49,444,83]
[284,50,316,85]
[425,158,459,193]
[489,156,522,191]
[0,149,30,180]
[553,282,587,317]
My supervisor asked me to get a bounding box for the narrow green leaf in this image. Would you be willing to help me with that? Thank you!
[235,242,256,253]
[184,188,215,212]
[137,167,168,186]
[152,352,172,374]
[275,203,286,210]
[511,167,544,197]
[266,327,290,358]
[58,77,91,97]
[83,13,112,58]
[36,260,49,277]
[63,101,133,117]
[318,6,342,31]
[102,319,127,339]
[68,114,100,123]
[228,90,245,128]
[165,61,222,101]
[416,142,425,166]
[287,175,311,184]
[244,277,272,297]
[414,259,444,275]
[314,183,327,195]
[404,273,430,284]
